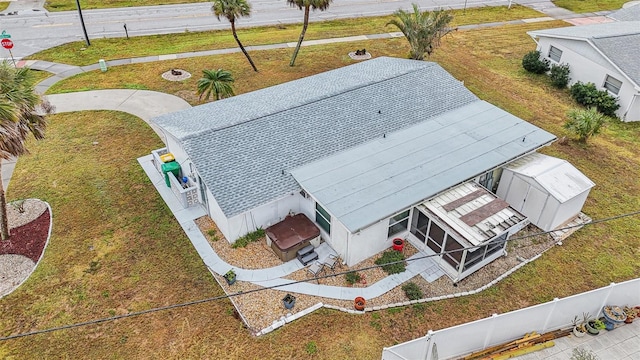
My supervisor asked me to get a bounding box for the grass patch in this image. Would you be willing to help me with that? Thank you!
[45,0,208,11]
[29,5,541,66]
[0,2,9,12]
[552,0,627,12]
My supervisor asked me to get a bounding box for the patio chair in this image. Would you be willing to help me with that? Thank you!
[307,261,324,284]
[323,254,341,273]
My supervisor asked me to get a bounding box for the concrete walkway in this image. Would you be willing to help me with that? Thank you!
[516,320,640,359]
[47,90,191,142]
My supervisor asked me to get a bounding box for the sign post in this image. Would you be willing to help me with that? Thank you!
[0,32,15,66]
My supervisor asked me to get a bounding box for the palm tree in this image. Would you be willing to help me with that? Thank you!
[564,107,608,143]
[212,0,258,72]
[287,0,333,66]
[197,69,235,101]
[0,61,51,240]
[387,4,455,60]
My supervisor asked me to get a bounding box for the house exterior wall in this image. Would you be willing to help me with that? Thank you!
[226,193,303,242]
[205,187,231,241]
[347,218,395,266]
[536,37,640,122]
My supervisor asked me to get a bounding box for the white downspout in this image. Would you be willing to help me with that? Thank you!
[622,92,639,121]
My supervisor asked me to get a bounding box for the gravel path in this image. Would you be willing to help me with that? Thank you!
[195,216,559,333]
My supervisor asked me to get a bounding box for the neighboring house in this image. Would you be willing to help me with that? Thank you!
[151,57,592,282]
[527,22,640,122]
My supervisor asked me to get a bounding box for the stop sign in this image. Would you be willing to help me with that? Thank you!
[1,39,13,50]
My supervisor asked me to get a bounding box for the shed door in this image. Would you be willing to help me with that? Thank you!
[505,176,529,211]
[522,186,547,224]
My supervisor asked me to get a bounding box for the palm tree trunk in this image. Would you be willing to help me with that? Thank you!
[289,5,310,67]
[231,21,258,72]
[0,162,9,241]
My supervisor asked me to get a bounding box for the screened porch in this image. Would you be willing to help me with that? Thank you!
[408,182,528,282]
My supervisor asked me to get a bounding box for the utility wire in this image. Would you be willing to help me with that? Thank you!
[1,209,638,341]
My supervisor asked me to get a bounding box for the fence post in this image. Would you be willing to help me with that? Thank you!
[541,298,559,333]
[483,314,499,349]
[597,283,616,317]
[423,330,434,360]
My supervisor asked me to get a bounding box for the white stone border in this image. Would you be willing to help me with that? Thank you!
[0,199,53,300]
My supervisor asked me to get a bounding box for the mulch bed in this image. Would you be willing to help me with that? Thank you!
[0,209,50,262]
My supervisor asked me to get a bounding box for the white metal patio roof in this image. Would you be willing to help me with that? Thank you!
[291,101,556,233]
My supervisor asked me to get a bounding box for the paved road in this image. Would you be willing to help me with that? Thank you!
[0,0,547,59]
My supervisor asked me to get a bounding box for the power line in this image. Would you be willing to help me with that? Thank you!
[1,209,638,341]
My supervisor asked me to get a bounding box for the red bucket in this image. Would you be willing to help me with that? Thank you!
[392,238,404,252]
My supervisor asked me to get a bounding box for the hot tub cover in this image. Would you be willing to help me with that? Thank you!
[266,214,320,251]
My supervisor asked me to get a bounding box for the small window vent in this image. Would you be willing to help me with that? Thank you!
[300,189,308,199]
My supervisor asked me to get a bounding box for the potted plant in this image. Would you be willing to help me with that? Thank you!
[354,296,366,311]
[223,269,236,285]
[585,318,605,335]
[624,306,638,324]
[602,305,627,328]
[571,313,588,338]
[282,294,296,310]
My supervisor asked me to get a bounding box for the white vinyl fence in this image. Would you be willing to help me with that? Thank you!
[382,278,640,360]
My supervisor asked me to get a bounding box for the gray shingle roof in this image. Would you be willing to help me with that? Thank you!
[608,4,640,21]
[291,101,556,233]
[528,22,640,86]
[152,57,535,220]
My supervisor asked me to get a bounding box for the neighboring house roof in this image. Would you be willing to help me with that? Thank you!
[291,101,555,233]
[608,3,640,21]
[503,153,595,203]
[152,57,555,226]
[528,22,640,88]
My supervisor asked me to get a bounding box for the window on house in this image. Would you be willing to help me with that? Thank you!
[388,209,410,237]
[315,202,331,235]
[603,75,622,95]
[548,46,562,62]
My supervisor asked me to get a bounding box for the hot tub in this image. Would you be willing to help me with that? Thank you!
[265,214,321,262]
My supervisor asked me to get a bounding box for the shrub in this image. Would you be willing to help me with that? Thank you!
[345,271,361,285]
[549,63,570,88]
[231,228,265,248]
[402,282,423,300]
[522,50,549,74]
[374,250,406,275]
[564,107,608,143]
[570,81,620,117]
[206,229,217,237]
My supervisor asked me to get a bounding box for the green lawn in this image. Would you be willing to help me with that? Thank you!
[45,0,208,11]
[3,12,640,360]
[552,0,628,12]
[28,5,542,66]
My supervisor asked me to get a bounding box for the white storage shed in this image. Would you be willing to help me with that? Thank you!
[496,153,595,232]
